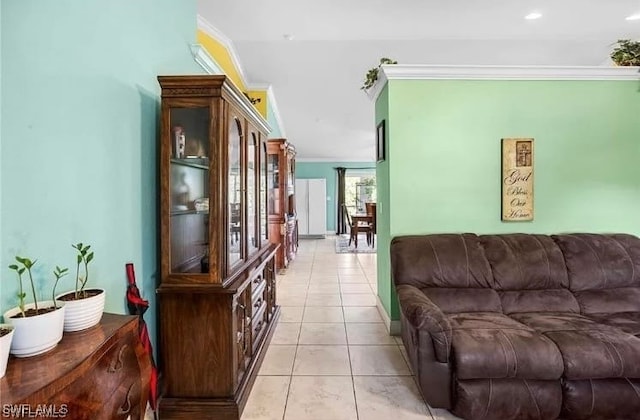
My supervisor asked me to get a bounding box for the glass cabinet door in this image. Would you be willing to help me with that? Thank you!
[267,153,279,216]
[260,141,268,245]
[169,107,210,273]
[247,132,258,255]
[287,154,295,217]
[228,116,243,267]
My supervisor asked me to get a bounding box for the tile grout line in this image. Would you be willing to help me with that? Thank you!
[342,293,361,420]
[281,339,299,420]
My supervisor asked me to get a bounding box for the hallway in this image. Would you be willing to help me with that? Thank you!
[241,237,459,420]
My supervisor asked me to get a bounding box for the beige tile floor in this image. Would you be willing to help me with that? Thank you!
[241,237,461,420]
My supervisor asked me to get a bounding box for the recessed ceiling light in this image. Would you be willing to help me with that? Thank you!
[525,12,543,20]
[283,34,295,41]
[625,13,640,21]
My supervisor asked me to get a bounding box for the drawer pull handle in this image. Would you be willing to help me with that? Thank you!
[108,344,129,373]
[117,383,133,415]
[254,299,262,309]
[237,331,243,343]
[255,320,264,334]
[253,275,262,284]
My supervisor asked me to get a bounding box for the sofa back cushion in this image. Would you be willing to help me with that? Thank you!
[391,234,499,312]
[480,234,579,314]
[553,234,640,314]
[552,234,640,291]
[421,288,502,314]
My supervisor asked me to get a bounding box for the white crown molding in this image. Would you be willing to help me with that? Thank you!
[190,44,222,75]
[366,77,386,103]
[369,64,640,101]
[197,15,249,88]
[382,65,640,80]
[266,86,287,138]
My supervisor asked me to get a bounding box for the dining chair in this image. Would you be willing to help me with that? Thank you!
[342,204,374,248]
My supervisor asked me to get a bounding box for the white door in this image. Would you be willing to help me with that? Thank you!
[307,179,326,236]
[295,179,309,235]
[295,179,326,237]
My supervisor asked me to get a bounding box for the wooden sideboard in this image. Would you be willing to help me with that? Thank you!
[1,313,151,420]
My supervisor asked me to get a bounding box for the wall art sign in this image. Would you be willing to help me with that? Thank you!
[376,120,385,162]
[501,138,533,221]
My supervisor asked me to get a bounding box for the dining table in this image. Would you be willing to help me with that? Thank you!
[351,213,374,248]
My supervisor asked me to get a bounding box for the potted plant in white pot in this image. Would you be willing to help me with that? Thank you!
[0,324,15,377]
[3,257,66,357]
[611,39,640,66]
[361,57,397,98]
[56,243,105,332]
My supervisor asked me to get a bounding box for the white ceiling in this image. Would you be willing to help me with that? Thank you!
[197,0,640,161]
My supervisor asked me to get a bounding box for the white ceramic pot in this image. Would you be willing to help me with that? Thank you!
[0,324,15,377]
[3,301,65,358]
[56,288,105,332]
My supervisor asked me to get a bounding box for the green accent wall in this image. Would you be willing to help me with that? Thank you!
[0,0,203,356]
[296,161,375,232]
[377,78,640,321]
[375,86,392,317]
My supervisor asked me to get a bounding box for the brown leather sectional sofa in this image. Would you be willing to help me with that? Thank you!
[391,233,640,420]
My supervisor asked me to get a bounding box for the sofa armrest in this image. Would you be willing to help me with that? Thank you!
[397,284,452,363]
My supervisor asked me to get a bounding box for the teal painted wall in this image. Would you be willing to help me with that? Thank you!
[0,0,203,357]
[266,96,283,138]
[296,161,375,232]
[378,78,640,321]
[0,2,3,310]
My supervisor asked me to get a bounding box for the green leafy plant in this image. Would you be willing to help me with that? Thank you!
[361,57,398,91]
[72,243,94,299]
[611,39,640,66]
[7,255,72,316]
[52,266,69,309]
[8,260,27,317]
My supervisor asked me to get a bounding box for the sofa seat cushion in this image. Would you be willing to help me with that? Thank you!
[511,312,640,379]
[587,312,640,337]
[562,379,640,420]
[454,379,562,420]
[448,313,564,380]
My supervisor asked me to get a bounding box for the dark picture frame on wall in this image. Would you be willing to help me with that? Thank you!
[376,120,386,162]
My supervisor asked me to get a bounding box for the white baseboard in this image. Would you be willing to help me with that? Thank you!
[376,295,401,336]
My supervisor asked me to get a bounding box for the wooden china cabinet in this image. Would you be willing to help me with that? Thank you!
[267,139,298,272]
[156,75,279,420]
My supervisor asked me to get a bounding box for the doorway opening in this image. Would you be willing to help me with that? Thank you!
[345,169,376,216]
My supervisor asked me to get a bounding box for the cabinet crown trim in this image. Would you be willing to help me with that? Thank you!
[158,75,271,134]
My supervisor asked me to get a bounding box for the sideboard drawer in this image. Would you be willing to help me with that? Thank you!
[48,333,139,416]
[251,280,266,316]
[251,301,267,353]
